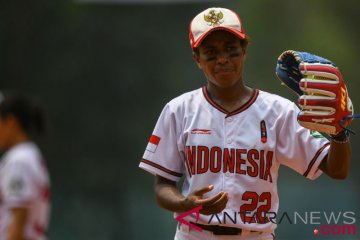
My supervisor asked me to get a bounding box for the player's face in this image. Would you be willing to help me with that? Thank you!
[194,30,246,88]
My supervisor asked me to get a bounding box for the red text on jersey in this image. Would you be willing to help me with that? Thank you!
[186,146,273,182]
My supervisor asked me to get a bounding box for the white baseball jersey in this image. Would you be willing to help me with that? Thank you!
[139,87,330,233]
[0,141,50,240]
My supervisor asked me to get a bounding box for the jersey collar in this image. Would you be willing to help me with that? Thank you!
[202,86,259,117]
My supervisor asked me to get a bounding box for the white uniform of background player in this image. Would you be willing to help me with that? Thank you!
[139,7,330,240]
[0,142,50,240]
[0,92,50,240]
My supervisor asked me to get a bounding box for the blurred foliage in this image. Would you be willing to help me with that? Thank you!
[1,0,359,239]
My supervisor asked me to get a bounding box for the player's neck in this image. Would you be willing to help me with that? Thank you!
[6,132,30,150]
[206,81,253,112]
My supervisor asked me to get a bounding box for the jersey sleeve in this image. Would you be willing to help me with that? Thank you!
[276,103,330,180]
[1,161,37,207]
[139,103,185,182]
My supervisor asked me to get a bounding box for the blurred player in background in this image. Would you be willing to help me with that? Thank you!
[0,91,50,240]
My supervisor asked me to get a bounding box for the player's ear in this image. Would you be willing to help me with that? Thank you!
[193,51,202,69]
[241,38,248,55]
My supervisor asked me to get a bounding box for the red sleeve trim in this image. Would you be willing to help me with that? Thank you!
[303,142,330,177]
[141,159,183,178]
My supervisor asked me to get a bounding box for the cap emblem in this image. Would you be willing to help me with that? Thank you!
[204,10,224,27]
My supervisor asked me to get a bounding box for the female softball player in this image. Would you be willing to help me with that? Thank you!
[139,7,352,240]
[0,91,50,240]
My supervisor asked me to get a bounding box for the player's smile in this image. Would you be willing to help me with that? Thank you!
[214,66,236,75]
[215,65,235,72]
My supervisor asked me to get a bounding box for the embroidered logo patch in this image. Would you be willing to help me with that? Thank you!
[8,177,24,196]
[204,10,224,27]
[146,135,161,153]
[191,129,211,135]
[260,120,267,143]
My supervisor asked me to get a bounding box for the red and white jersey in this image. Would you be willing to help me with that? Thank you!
[139,87,330,233]
[0,142,50,240]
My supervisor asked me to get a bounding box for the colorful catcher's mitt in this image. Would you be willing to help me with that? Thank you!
[276,50,358,135]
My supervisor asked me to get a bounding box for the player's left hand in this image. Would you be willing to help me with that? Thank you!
[182,185,229,215]
[276,50,354,135]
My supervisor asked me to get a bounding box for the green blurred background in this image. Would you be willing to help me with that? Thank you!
[1,0,359,239]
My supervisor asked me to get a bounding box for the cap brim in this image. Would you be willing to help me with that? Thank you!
[192,26,246,49]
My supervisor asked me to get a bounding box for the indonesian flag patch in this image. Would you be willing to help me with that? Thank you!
[146,135,161,153]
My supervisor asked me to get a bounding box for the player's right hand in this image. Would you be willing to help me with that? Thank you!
[182,185,228,215]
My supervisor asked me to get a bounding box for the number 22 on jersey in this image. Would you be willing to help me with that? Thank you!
[240,191,272,224]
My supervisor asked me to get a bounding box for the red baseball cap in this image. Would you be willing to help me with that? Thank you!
[189,7,247,50]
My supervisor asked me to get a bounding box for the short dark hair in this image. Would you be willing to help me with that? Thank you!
[0,91,46,135]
